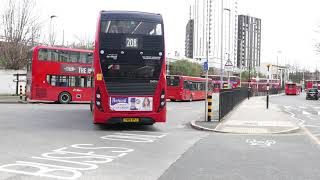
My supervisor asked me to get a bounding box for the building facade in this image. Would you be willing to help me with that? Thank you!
[237,15,261,70]
[189,0,238,69]
[185,19,194,59]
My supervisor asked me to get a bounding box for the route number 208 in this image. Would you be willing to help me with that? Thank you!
[126,38,138,48]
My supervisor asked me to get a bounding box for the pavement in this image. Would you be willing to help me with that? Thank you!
[191,96,301,134]
[0,95,22,103]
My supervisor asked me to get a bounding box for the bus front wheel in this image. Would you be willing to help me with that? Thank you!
[58,92,72,104]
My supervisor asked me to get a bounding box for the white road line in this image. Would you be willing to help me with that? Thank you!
[302,111,311,115]
[283,107,320,145]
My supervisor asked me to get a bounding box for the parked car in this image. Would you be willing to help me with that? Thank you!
[306,88,319,100]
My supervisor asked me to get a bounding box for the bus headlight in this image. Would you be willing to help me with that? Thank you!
[161,101,165,106]
[96,94,101,98]
[96,101,101,106]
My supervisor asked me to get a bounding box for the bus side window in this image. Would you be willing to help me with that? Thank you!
[38,49,48,61]
[59,51,69,62]
[190,82,195,91]
[49,50,59,62]
[68,76,76,87]
[87,76,92,88]
[70,51,80,63]
[51,75,57,86]
[87,53,93,64]
[80,76,85,87]
[79,53,87,64]
[200,83,205,91]
[59,76,68,87]
[46,75,51,84]
[183,81,189,89]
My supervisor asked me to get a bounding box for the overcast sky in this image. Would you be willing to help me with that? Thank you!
[1,0,320,70]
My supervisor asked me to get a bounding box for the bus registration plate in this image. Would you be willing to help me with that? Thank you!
[123,118,140,123]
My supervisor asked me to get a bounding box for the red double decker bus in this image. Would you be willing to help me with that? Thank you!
[285,82,301,95]
[249,78,281,92]
[26,45,93,103]
[167,75,212,101]
[205,75,240,92]
[92,11,166,125]
[305,80,320,90]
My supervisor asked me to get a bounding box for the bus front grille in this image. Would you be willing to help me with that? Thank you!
[106,82,157,95]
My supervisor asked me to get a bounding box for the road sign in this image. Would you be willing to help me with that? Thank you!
[224,60,233,72]
[203,61,208,71]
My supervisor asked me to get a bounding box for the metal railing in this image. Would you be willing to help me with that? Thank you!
[251,88,284,97]
[219,88,248,121]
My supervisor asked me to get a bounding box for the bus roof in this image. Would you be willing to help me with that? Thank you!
[100,11,163,22]
[32,45,93,53]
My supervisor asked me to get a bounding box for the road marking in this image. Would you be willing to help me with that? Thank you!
[304,125,320,128]
[302,111,311,115]
[246,139,276,147]
[0,132,167,180]
[299,106,307,109]
[101,132,167,143]
[225,120,295,127]
[283,106,320,145]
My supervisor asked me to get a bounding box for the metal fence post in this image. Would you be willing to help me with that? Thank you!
[207,94,213,122]
[24,85,27,101]
[19,85,22,100]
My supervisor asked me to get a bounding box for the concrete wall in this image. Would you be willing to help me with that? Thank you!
[0,70,27,95]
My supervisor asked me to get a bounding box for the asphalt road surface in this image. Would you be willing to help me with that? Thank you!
[0,101,208,180]
[1,94,320,180]
[270,92,320,143]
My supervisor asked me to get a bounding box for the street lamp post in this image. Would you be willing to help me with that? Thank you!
[266,64,271,109]
[220,0,224,89]
[224,8,231,89]
[49,15,57,46]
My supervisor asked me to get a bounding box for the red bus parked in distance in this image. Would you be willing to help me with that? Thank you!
[166,75,212,101]
[26,45,93,103]
[305,80,320,90]
[285,82,301,95]
[204,75,240,92]
[92,11,166,125]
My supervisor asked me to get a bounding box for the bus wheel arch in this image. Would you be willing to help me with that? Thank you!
[58,91,72,104]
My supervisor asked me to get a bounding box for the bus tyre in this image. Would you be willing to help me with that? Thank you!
[59,92,71,104]
[170,99,176,102]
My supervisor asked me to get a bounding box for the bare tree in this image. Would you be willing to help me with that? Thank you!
[69,34,94,50]
[0,0,41,70]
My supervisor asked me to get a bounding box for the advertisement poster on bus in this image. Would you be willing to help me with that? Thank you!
[110,97,153,111]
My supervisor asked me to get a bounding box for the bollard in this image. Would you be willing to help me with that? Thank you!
[207,94,213,122]
[19,85,23,100]
[24,85,27,101]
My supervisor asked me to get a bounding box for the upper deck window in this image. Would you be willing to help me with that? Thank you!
[101,20,162,36]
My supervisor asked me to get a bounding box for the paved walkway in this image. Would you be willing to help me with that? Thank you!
[191,96,301,134]
[0,95,22,103]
